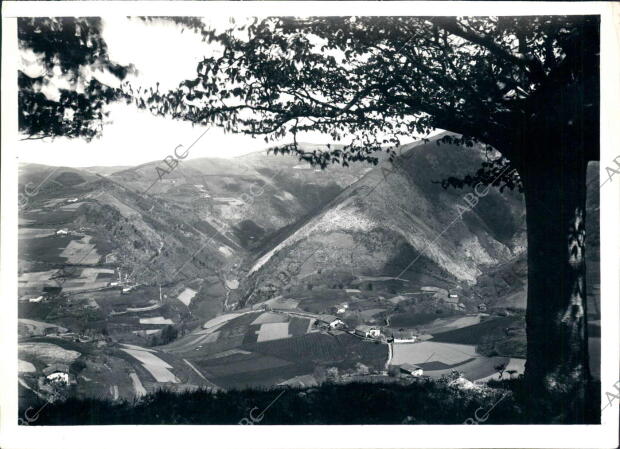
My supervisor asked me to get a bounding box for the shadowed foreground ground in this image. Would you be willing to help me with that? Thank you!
[20,378,600,425]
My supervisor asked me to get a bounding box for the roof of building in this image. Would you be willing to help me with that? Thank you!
[42,363,70,376]
[355,324,378,332]
[317,314,339,323]
[391,329,416,338]
[400,363,422,371]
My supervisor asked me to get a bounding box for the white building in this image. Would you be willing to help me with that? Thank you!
[55,229,68,236]
[317,314,345,329]
[390,330,418,343]
[46,372,69,385]
[29,296,44,303]
[355,325,381,338]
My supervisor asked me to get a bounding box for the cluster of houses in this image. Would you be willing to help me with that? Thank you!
[105,268,138,294]
[314,316,387,340]
[314,314,426,344]
[106,281,136,295]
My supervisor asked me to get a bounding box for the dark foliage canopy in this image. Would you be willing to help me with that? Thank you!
[127,15,598,190]
[17,16,598,189]
[18,17,132,141]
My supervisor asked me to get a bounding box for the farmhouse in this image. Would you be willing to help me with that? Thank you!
[399,363,424,377]
[389,330,417,343]
[478,303,487,312]
[355,325,381,339]
[46,372,70,385]
[28,295,44,303]
[317,314,345,329]
[55,229,69,236]
[67,198,79,203]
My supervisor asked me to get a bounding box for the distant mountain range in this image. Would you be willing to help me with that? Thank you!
[17,134,601,404]
[18,133,600,320]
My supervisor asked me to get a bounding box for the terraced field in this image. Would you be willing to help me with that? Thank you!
[159,307,387,389]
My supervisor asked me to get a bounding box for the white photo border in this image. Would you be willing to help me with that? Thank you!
[1,2,618,449]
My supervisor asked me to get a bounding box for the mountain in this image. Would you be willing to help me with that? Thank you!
[17,147,372,324]
[106,147,373,255]
[237,134,526,310]
[17,135,601,403]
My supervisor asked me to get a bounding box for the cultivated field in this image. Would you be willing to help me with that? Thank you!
[391,341,477,366]
[60,235,100,264]
[250,312,288,325]
[120,348,179,383]
[256,322,291,342]
[430,316,520,345]
[19,342,81,364]
[177,288,197,306]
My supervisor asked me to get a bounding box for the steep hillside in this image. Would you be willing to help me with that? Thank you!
[17,139,602,402]
[238,134,526,309]
[106,146,372,256]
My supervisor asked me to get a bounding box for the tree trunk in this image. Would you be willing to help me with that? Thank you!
[520,150,591,422]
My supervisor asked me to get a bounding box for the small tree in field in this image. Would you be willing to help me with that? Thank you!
[494,363,507,379]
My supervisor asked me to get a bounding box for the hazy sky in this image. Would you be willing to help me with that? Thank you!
[17,17,344,167]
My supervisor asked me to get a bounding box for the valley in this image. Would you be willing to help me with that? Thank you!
[17,135,600,405]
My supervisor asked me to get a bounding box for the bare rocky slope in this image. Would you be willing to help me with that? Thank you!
[237,134,527,307]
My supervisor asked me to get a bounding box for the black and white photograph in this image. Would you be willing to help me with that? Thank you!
[1,1,619,448]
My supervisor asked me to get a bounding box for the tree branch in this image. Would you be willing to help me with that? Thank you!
[430,18,546,82]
